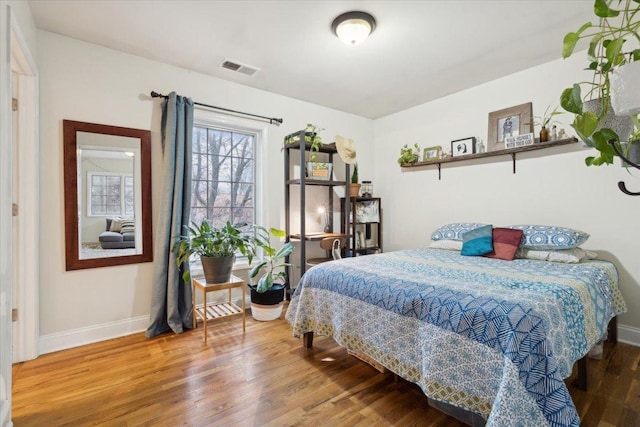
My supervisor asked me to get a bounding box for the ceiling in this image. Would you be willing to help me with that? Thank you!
[28,0,593,119]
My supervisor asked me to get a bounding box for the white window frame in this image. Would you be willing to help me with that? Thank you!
[86,171,134,217]
[191,111,267,272]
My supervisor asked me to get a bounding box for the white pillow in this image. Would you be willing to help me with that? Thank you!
[429,240,463,251]
[515,247,598,263]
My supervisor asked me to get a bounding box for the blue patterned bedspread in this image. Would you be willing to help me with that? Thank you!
[285,248,626,427]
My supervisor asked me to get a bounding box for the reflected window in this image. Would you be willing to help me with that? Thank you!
[88,172,134,216]
[190,125,256,228]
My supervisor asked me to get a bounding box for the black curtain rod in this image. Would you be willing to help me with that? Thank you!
[150,91,283,126]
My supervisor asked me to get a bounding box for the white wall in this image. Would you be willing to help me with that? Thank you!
[38,31,373,351]
[374,53,640,344]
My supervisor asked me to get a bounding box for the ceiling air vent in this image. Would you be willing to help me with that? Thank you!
[220,59,260,76]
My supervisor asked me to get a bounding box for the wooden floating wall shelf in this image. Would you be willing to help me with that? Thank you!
[401,137,578,180]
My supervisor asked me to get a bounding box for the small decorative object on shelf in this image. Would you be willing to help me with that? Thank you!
[477,139,485,153]
[349,162,361,197]
[505,132,534,148]
[361,180,373,197]
[487,102,533,151]
[423,145,442,161]
[451,137,476,156]
[397,143,420,165]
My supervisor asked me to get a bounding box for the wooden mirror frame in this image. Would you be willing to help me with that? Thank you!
[63,120,153,270]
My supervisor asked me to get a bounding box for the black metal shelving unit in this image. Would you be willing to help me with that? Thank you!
[284,130,350,292]
[341,197,382,256]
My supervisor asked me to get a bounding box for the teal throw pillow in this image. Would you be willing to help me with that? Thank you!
[461,224,494,256]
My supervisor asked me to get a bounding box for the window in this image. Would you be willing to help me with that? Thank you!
[88,172,134,216]
[190,125,256,229]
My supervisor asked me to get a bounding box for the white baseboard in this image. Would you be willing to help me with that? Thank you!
[38,315,149,355]
[38,297,250,355]
[618,324,640,347]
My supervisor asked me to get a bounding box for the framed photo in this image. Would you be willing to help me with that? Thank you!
[451,137,476,157]
[487,102,533,151]
[422,145,442,161]
[355,199,380,223]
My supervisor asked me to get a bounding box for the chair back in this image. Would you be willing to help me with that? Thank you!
[319,237,345,260]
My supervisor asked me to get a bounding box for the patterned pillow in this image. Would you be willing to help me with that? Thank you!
[431,223,488,241]
[485,228,523,261]
[510,225,589,250]
[120,219,135,234]
[460,224,494,256]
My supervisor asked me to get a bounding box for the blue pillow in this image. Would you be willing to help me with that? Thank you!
[461,224,494,256]
[431,223,489,241]
[509,225,589,250]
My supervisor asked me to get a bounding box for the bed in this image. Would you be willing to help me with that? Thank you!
[285,246,626,427]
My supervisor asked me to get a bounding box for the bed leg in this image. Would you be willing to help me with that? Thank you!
[572,356,587,391]
[608,316,618,344]
[303,332,314,349]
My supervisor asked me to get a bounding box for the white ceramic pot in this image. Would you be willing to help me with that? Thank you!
[611,61,640,116]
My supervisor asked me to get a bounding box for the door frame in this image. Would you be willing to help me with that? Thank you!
[0,4,39,426]
[9,6,39,364]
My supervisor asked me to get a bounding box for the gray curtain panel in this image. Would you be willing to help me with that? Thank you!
[146,92,194,338]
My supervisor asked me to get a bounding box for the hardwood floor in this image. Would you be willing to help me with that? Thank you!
[12,309,640,426]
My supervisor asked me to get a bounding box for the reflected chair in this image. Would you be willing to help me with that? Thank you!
[307,237,346,266]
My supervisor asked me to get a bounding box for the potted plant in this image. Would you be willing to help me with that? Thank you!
[397,143,420,166]
[174,220,256,284]
[349,162,361,197]
[560,0,639,166]
[622,117,640,167]
[532,105,563,142]
[248,227,294,321]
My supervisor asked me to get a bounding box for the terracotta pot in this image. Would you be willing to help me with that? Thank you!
[349,183,361,197]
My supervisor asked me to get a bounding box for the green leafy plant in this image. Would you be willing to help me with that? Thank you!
[248,227,294,293]
[351,162,359,183]
[285,123,325,160]
[397,143,420,166]
[533,105,564,128]
[560,0,640,166]
[174,220,257,282]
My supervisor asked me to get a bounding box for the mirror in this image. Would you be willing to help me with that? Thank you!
[63,120,153,270]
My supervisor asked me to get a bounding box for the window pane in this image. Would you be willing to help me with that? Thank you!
[233,183,253,208]
[233,158,254,183]
[192,127,207,154]
[233,208,253,225]
[232,134,254,159]
[208,209,231,229]
[191,125,256,235]
[191,180,208,208]
[213,182,232,208]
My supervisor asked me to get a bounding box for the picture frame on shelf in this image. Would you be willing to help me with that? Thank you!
[422,146,442,161]
[451,137,476,157]
[487,102,533,152]
[355,199,380,223]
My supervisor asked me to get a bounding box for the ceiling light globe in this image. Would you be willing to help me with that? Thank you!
[332,11,376,46]
[336,19,371,45]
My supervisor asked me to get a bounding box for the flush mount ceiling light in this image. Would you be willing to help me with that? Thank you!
[331,11,376,46]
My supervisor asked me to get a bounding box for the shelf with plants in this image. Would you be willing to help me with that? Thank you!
[284,127,351,290]
[400,137,578,179]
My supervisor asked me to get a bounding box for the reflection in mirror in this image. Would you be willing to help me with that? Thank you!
[63,120,152,270]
